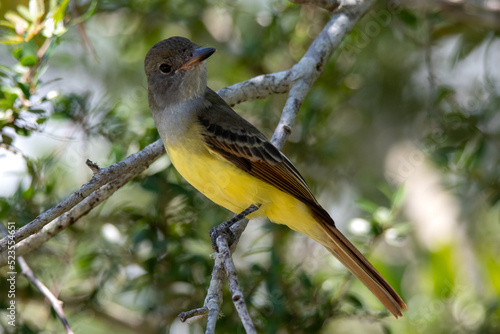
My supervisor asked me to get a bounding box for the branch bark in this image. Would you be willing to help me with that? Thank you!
[216,235,257,334]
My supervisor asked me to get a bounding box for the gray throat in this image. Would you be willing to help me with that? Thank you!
[151,97,204,148]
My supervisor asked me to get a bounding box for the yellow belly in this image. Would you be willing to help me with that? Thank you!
[166,142,325,242]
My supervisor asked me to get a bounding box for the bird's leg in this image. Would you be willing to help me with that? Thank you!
[209,204,261,252]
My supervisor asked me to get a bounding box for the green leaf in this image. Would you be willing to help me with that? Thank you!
[345,292,363,309]
[18,82,31,98]
[20,55,37,66]
[15,127,31,136]
[1,134,13,145]
[13,47,23,59]
[17,5,33,22]
[22,186,34,199]
[22,39,37,56]
[0,87,19,109]
[0,20,16,29]
[0,35,25,45]
[30,109,45,114]
[454,31,486,64]
[4,11,29,31]
[379,184,393,201]
[399,9,418,27]
[356,199,379,213]
[53,0,71,22]
[0,64,14,74]
[392,185,405,208]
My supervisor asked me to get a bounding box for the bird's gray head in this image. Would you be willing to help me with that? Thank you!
[144,36,216,110]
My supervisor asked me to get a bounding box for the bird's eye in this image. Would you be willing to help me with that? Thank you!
[159,63,172,74]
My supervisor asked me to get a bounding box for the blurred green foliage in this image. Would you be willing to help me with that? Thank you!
[1,0,500,333]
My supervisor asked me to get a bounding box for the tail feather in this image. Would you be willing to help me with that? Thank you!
[319,220,407,318]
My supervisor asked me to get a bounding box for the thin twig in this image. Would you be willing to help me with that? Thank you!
[22,37,53,91]
[179,307,209,323]
[204,205,260,332]
[0,225,74,333]
[70,1,99,61]
[272,0,375,147]
[86,159,101,175]
[179,221,251,333]
[18,256,75,334]
[179,252,226,333]
[217,70,293,106]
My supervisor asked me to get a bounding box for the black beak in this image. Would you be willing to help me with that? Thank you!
[180,47,216,70]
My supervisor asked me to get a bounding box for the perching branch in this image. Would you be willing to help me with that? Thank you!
[180,206,258,333]
[179,220,252,333]
[216,233,257,334]
[203,251,226,331]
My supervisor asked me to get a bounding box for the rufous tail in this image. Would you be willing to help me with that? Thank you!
[318,220,407,318]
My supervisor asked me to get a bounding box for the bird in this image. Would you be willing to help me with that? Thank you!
[144,36,406,318]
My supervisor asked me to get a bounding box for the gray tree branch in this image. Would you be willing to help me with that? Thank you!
[216,234,257,334]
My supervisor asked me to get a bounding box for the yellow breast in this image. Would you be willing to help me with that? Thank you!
[164,138,325,243]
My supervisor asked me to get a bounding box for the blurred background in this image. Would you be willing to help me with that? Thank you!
[0,0,499,333]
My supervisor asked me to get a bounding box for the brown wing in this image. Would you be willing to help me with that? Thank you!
[198,93,405,318]
[197,89,334,225]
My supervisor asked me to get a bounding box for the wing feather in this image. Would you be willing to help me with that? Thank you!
[197,90,324,214]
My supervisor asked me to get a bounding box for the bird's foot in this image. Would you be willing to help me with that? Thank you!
[209,224,236,252]
[209,204,261,252]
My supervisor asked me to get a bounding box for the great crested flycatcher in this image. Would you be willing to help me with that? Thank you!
[145,36,406,318]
